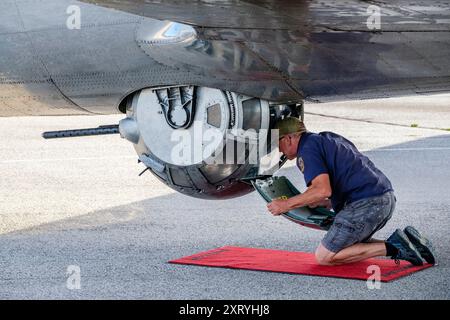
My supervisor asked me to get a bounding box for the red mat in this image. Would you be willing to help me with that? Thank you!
[169,246,433,282]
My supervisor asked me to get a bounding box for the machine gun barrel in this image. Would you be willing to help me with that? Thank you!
[42,125,119,139]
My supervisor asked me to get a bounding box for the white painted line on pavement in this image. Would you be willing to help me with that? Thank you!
[0,155,136,164]
[363,147,450,152]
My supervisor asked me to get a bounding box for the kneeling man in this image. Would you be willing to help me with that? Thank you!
[267,117,435,266]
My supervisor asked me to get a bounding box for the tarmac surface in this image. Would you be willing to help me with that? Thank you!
[0,94,449,299]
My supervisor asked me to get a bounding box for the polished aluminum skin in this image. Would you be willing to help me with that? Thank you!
[1,0,450,116]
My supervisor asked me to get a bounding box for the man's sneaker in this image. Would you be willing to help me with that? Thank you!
[386,229,423,266]
[404,226,436,264]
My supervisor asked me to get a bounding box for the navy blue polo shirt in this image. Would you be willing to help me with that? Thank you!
[296,131,393,213]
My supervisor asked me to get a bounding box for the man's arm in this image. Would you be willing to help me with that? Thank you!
[267,174,332,215]
[308,198,332,209]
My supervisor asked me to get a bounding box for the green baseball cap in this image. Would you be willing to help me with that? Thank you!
[274,117,306,138]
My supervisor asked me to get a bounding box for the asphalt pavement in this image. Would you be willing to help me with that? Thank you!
[0,94,449,299]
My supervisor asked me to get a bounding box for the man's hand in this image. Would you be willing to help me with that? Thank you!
[267,199,290,216]
[267,174,332,216]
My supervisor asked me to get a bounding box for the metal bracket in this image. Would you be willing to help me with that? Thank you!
[155,85,197,130]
